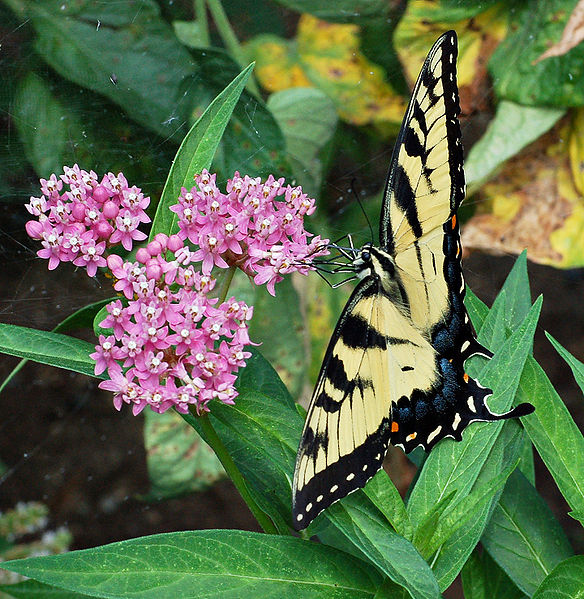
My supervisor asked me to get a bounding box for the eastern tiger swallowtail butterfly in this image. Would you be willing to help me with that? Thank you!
[292,30,535,531]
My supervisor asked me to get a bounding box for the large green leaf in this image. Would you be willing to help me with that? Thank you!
[532,555,584,599]
[0,299,111,395]
[267,87,338,196]
[481,469,573,596]
[465,101,564,190]
[546,332,584,395]
[0,324,96,378]
[12,72,174,188]
[461,549,526,599]
[519,356,584,521]
[28,0,195,139]
[149,62,254,239]
[1,530,383,599]
[490,0,584,107]
[0,579,92,598]
[315,496,441,599]
[362,471,413,541]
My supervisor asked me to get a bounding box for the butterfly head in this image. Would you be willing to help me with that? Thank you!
[353,244,395,279]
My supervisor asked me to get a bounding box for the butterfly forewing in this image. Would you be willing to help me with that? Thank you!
[381,31,464,255]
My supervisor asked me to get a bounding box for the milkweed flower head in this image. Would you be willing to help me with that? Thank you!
[90,235,254,415]
[170,170,329,295]
[26,166,328,415]
[25,165,149,276]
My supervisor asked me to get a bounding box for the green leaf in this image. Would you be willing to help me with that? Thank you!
[172,19,207,49]
[532,555,584,599]
[270,0,388,23]
[0,579,92,598]
[476,289,510,355]
[419,461,518,561]
[372,578,411,599]
[11,70,175,192]
[1,530,383,598]
[316,497,441,599]
[519,356,584,524]
[496,250,532,330]
[362,471,413,541]
[465,101,564,190]
[0,324,96,378]
[149,62,254,239]
[482,469,573,596]
[428,424,526,590]
[461,549,526,599]
[489,0,584,107]
[464,287,489,333]
[29,0,195,139]
[248,278,307,400]
[412,490,457,557]
[144,410,224,500]
[13,72,77,177]
[546,332,584,395]
[267,87,338,196]
[0,299,110,396]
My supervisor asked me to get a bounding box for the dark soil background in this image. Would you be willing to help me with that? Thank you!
[1,201,583,593]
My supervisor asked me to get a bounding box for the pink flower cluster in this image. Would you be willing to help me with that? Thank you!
[91,233,253,415]
[170,170,329,295]
[25,165,149,276]
[25,166,329,415]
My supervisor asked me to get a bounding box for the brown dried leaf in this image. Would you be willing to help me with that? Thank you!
[533,0,584,64]
[462,118,584,268]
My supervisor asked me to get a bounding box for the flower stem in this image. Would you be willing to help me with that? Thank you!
[194,0,210,46]
[216,264,237,304]
[205,0,260,97]
[197,411,278,534]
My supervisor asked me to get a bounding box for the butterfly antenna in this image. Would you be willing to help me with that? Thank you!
[350,178,374,245]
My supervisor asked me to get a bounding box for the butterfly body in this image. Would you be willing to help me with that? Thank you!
[292,31,534,531]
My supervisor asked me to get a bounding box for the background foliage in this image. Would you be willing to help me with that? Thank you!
[1,0,584,598]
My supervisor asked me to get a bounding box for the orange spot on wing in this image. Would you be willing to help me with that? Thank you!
[406,432,417,441]
[463,373,470,383]
[391,421,399,432]
[451,214,457,229]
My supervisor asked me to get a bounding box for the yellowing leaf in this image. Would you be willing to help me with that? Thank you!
[246,16,406,129]
[394,1,508,114]
[245,34,312,93]
[296,15,406,128]
[569,107,584,195]
[463,119,584,268]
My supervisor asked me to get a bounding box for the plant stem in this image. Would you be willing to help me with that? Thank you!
[216,264,237,303]
[194,0,210,46]
[205,0,260,97]
[197,411,278,534]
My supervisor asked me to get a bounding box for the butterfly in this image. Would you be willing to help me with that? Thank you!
[292,30,535,531]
